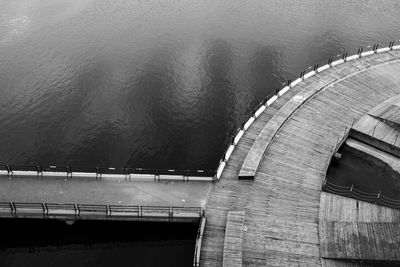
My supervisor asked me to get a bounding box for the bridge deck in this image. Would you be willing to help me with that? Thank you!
[201,49,400,266]
[0,175,211,207]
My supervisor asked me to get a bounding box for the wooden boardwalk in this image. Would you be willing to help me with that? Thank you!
[201,49,400,266]
[223,211,245,267]
[319,192,400,262]
[350,94,400,158]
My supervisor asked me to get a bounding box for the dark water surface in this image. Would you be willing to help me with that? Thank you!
[1,0,400,170]
[0,218,197,267]
[327,144,400,199]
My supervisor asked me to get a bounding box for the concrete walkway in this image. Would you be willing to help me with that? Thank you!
[0,175,211,207]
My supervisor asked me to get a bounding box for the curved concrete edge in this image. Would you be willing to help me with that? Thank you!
[215,44,400,180]
[238,47,400,179]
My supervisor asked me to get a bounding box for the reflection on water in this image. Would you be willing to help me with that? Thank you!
[1,0,400,170]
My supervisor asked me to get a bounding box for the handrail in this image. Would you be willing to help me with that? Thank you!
[216,40,400,180]
[0,201,203,220]
[0,164,216,182]
[193,215,206,267]
[322,179,400,210]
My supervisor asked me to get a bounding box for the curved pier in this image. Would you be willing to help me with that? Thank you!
[201,45,400,266]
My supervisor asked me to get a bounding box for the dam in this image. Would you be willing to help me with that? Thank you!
[3,42,400,266]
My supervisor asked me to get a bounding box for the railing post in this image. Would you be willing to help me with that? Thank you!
[342,51,348,62]
[9,202,15,215]
[42,203,48,216]
[5,164,13,178]
[389,41,394,50]
[36,165,43,178]
[300,70,305,80]
[287,79,292,88]
[66,165,72,179]
[96,167,102,180]
[185,170,190,182]
[154,170,160,181]
[75,204,80,216]
[106,205,110,217]
[373,44,379,53]
[123,167,128,181]
[358,48,363,58]
[328,58,333,67]
[376,191,381,204]
[313,64,319,73]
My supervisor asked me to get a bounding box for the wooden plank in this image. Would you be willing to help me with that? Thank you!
[320,221,400,260]
[223,211,245,267]
[319,192,400,223]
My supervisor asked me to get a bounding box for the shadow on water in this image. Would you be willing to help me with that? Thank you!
[0,218,197,267]
[248,44,285,106]
[123,39,238,170]
[123,45,189,169]
[194,39,235,168]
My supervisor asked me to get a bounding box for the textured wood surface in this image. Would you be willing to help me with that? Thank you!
[350,94,400,158]
[320,221,400,260]
[319,192,400,223]
[223,211,245,267]
[319,192,400,261]
[201,49,400,266]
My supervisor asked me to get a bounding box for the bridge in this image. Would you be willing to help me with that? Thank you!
[0,167,211,266]
[3,41,400,266]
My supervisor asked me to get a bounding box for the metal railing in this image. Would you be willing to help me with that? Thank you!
[193,215,206,267]
[0,202,204,221]
[0,164,216,181]
[216,40,400,180]
[322,180,400,210]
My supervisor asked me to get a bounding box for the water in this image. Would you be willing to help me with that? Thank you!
[1,0,400,170]
[327,144,400,199]
[0,218,197,267]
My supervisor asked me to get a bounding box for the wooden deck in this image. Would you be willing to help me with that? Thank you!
[321,221,400,260]
[223,211,245,267]
[319,192,400,262]
[201,49,400,266]
[350,94,400,157]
